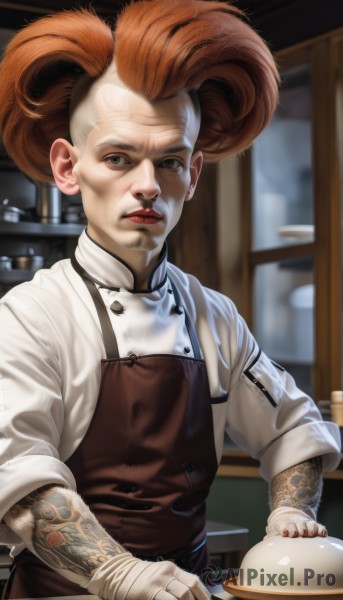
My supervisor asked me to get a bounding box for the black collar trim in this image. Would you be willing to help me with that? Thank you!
[79,230,168,293]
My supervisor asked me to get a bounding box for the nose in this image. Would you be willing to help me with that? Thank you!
[131,160,161,201]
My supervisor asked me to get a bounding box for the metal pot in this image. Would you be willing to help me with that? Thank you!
[0,203,25,223]
[0,256,12,271]
[63,204,85,224]
[12,255,44,271]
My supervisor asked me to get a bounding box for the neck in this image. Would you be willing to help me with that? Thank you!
[130,252,160,289]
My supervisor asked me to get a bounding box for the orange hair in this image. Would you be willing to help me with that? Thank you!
[0,0,279,182]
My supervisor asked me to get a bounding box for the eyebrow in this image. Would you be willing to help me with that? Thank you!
[96,141,193,154]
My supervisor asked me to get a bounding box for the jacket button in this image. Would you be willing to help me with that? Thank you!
[186,462,195,472]
[110,300,124,315]
[120,484,137,493]
[140,504,153,511]
[126,353,138,366]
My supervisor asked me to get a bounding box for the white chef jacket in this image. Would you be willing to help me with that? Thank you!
[0,229,341,551]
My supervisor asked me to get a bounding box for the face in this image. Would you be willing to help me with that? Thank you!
[54,77,203,268]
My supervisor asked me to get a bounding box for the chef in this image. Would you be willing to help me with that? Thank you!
[0,1,341,599]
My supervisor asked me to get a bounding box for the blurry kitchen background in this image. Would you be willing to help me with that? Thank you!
[0,0,342,547]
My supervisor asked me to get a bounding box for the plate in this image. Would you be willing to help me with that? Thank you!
[277,225,314,239]
[223,578,343,599]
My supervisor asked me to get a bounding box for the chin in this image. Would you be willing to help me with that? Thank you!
[122,232,163,252]
[105,234,164,259]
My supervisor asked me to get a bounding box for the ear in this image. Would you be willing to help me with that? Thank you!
[50,139,80,196]
[185,150,203,201]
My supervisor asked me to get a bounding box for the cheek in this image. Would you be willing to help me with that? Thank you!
[77,163,114,196]
[166,194,186,226]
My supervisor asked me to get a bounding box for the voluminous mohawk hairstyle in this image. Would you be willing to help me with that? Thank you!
[114,0,280,161]
[0,9,114,182]
[0,0,279,181]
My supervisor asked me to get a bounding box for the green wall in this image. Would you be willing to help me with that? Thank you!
[206,476,269,548]
[317,479,343,537]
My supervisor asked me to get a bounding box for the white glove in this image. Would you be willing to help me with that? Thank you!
[265,507,327,538]
[87,551,211,600]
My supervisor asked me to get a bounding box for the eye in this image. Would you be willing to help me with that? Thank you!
[159,158,184,170]
[105,154,131,168]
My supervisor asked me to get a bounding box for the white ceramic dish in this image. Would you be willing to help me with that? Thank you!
[223,535,343,598]
[277,225,314,240]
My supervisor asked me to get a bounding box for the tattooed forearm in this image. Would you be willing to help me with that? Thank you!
[271,457,323,516]
[5,485,125,580]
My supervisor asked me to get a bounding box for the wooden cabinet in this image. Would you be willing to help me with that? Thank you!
[241,28,343,402]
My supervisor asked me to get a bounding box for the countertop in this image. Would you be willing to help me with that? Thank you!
[218,429,343,479]
[12,589,236,600]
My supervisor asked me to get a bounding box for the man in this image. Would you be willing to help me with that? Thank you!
[0,1,341,599]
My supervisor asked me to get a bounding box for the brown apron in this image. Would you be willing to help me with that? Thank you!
[4,258,218,598]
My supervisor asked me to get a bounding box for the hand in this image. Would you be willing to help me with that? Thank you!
[265,506,327,538]
[87,551,211,600]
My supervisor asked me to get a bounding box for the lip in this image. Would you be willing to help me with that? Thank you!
[125,209,163,224]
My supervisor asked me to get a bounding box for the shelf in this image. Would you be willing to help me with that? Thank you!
[0,270,38,284]
[218,427,343,479]
[0,221,84,237]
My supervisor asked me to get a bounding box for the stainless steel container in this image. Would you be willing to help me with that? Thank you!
[36,183,62,224]
[0,256,12,271]
[13,255,44,271]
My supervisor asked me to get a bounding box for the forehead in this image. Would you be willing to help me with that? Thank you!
[96,83,196,127]
[70,73,200,149]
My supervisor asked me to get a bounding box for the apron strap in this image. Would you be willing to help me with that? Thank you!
[71,255,202,361]
[71,255,120,359]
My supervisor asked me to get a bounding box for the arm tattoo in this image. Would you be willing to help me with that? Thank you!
[271,456,323,516]
[6,485,125,578]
